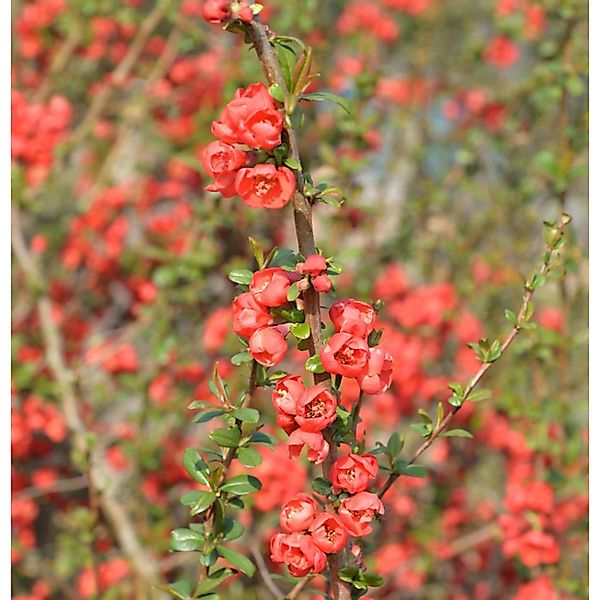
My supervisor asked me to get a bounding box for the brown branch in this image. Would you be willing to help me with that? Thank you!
[378,216,571,500]
[250,543,284,599]
[243,18,351,600]
[284,575,312,600]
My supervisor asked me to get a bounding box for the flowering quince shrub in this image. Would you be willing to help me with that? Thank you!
[11,0,587,599]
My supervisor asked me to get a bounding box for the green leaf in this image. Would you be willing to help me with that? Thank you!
[287,281,301,301]
[505,309,518,325]
[198,594,220,600]
[269,83,285,103]
[269,248,301,270]
[466,389,492,403]
[237,446,263,468]
[409,422,432,437]
[399,464,428,478]
[249,431,277,446]
[248,237,264,269]
[228,269,253,285]
[154,580,193,599]
[193,409,225,424]
[362,572,384,587]
[222,519,245,542]
[180,491,216,514]
[231,352,253,366]
[290,322,310,340]
[170,528,204,552]
[284,157,302,170]
[339,567,360,583]
[305,354,325,374]
[387,432,402,456]
[216,546,256,578]
[233,408,260,423]
[300,91,351,114]
[182,449,211,486]
[195,568,234,595]
[444,429,474,439]
[311,477,332,495]
[210,428,241,448]
[220,474,262,495]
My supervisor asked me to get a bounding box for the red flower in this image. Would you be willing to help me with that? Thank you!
[312,273,333,292]
[320,332,370,378]
[276,413,298,435]
[235,164,296,209]
[330,453,378,494]
[309,512,348,553]
[337,491,384,537]
[270,532,327,576]
[358,347,393,394]
[212,82,284,150]
[250,267,292,307]
[484,36,520,69]
[231,292,273,339]
[280,493,318,533]
[296,254,327,276]
[201,0,230,23]
[200,141,247,197]
[294,384,338,432]
[288,429,330,465]
[248,327,287,367]
[329,299,376,338]
[272,375,305,416]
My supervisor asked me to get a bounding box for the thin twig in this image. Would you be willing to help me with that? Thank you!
[284,575,312,600]
[251,544,284,599]
[378,216,571,500]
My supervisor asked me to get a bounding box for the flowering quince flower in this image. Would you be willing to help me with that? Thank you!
[200,140,247,198]
[320,332,370,378]
[296,254,327,276]
[280,493,318,533]
[312,273,333,292]
[201,0,230,23]
[212,82,284,150]
[248,326,287,367]
[294,384,338,432]
[235,164,296,209]
[231,291,273,338]
[288,429,329,465]
[329,298,376,338]
[329,453,379,494]
[337,491,384,537]
[357,347,394,395]
[309,512,348,553]
[276,412,298,435]
[484,36,520,69]
[272,375,306,416]
[296,254,333,292]
[270,532,327,577]
[250,267,292,307]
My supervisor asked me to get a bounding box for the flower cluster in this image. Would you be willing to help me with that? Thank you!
[201,82,296,209]
[270,454,383,576]
[321,299,393,395]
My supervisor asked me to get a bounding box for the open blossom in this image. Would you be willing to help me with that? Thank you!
[329,299,376,338]
[358,347,393,395]
[330,453,379,494]
[250,267,292,307]
[270,532,327,577]
[280,493,317,533]
[320,332,370,378]
[288,429,329,465]
[309,512,348,553]
[272,375,305,416]
[294,385,338,432]
[231,292,273,338]
[235,164,296,209]
[200,140,246,197]
[337,491,384,537]
[212,82,284,150]
[248,327,287,367]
